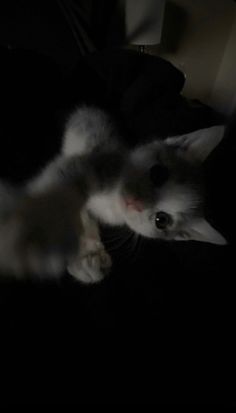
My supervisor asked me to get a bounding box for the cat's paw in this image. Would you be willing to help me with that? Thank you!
[67,244,112,284]
[0,189,81,278]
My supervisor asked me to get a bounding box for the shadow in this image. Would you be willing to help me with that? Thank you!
[106,0,127,47]
[159,1,188,53]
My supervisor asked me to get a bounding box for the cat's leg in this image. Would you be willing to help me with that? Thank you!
[67,210,112,284]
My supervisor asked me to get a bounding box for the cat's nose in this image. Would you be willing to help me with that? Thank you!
[149,164,169,187]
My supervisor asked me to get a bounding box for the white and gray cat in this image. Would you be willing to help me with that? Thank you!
[0,106,227,283]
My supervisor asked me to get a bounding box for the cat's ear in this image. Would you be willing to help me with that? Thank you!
[166,125,225,162]
[175,218,227,245]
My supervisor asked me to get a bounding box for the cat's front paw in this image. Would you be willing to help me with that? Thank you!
[67,244,112,284]
[0,189,81,278]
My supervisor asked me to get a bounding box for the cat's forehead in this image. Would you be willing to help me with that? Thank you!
[130,140,201,182]
[155,182,201,216]
[131,141,163,166]
[130,140,185,169]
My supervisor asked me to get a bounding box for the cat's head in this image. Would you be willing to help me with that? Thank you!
[121,125,227,245]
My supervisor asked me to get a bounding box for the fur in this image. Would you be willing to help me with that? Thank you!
[0,106,227,282]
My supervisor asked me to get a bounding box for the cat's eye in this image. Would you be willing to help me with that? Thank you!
[150,164,169,187]
[155,211,172,230]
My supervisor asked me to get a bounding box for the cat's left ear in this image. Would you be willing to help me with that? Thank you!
[166,125,225,163]
[175,218,227,245]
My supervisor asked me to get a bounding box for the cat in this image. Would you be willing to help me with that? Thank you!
[0,106,227,283]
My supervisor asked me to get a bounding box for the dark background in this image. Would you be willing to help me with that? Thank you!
[0,0,235,405]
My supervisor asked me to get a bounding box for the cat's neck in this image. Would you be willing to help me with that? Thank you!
[86,184,126,226]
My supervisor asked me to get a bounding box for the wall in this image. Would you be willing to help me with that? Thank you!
[208,12,236,116]
[156,0,236,114]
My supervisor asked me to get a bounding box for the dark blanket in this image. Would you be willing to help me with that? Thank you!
[1,47,235,331]
[0,6,235,402]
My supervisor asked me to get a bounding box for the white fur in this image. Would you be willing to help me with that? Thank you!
[130,141,161,166]
[62,106,115,157]
[67,209,112,283]
[87,186,125,226]
[156,182,198,216]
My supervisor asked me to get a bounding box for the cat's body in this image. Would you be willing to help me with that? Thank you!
[0,106,227,282]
